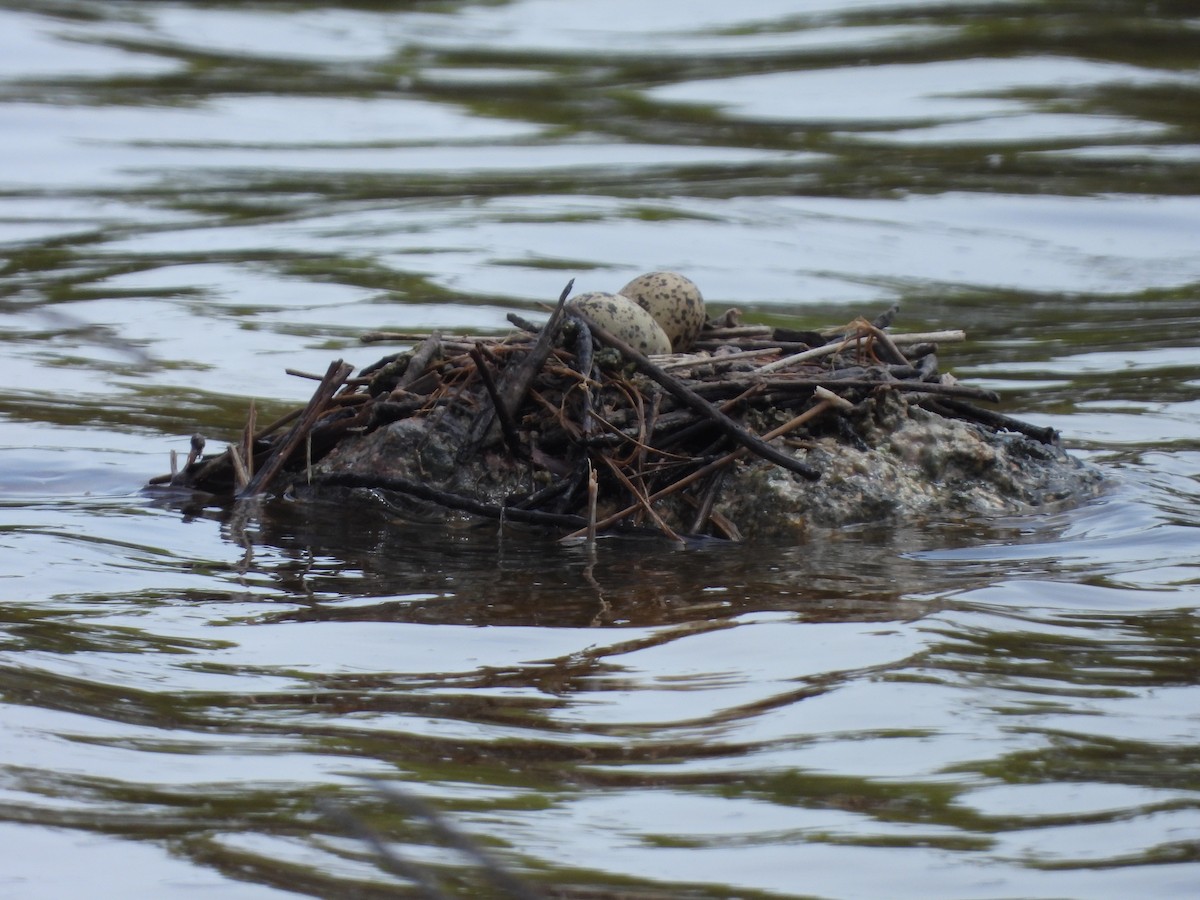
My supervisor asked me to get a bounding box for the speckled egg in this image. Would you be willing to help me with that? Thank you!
[618,271,706,352]
[566,291,672,356]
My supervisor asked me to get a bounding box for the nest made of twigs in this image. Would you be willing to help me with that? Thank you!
[151,286,1057,542]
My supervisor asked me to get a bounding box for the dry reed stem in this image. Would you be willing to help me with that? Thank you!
[757,329,966,374]
[241,399,256,482]
[228,444,249,490]
[585,460,598,547]
[660,347,781,370]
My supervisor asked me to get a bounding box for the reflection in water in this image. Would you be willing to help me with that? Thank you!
[2,0,1200,896]
[7,483,1199,895]
[161,487,1106,629]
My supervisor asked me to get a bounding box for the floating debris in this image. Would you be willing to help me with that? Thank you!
[150,279,1104,541]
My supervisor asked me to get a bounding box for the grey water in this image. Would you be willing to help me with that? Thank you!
[2,2,1200,897]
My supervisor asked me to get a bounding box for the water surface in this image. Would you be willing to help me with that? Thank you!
[2,1,1200,897]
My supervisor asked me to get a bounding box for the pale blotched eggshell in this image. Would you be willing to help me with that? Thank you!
[618,271,706,352]
[566,291,672,356]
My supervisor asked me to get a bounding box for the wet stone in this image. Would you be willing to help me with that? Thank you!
[714,392,1104,538]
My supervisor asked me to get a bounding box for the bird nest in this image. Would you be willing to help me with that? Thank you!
[150,283,1102,542]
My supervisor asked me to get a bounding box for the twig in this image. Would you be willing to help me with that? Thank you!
[585,460,597,547]
[467,279,574,450]
[241,400,256,483]
[397,333,442,391]
[928,397,1060,445]
[659,347,780,369]
[859,319,908,366]
[228,443,249,490]
[690,339,814,352]
[683,375,999,404]
[701,325,773,338]
[579,318,820,481]
[601,454,684,545]
[360,330,522,346]
[469,343,524,459]
[635,389,661,472]
[253,408,302,441]
[758,377,998,403]
[238,359,353,499]
[706,508,742,541]
[561,387,850,541]
[688,468,729,536]
[569,312,595,436]
[758,329,966,374]
[506,312,542,333]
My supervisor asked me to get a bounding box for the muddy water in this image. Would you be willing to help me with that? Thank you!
[2,2,1200,897]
